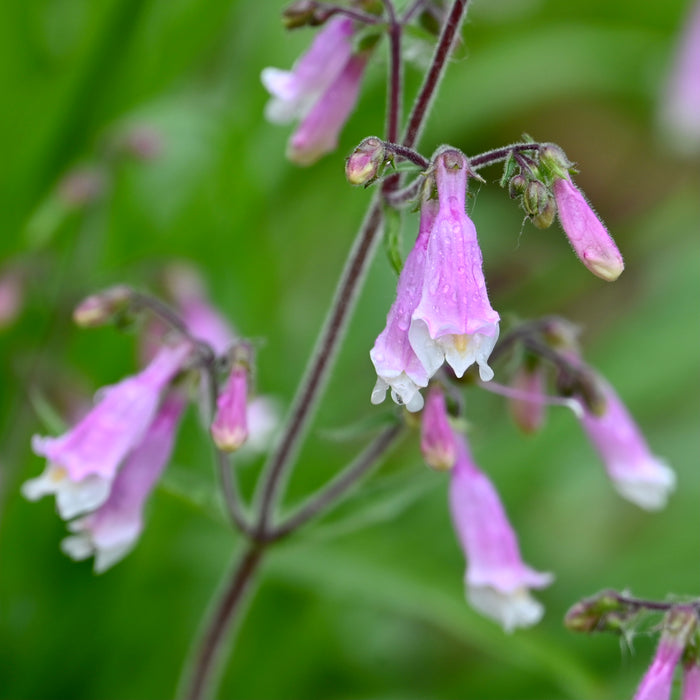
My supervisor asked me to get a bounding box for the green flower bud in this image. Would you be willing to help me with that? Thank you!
[73,286,132,328]
[345,137,386,186]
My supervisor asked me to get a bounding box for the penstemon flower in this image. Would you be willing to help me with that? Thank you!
[61,393,186,572]
[23,342,192,519]
[634,607,696,700]
[370,199,438,412]
[449,433,553,632]
[261,17,369,165]
[661,0,700,152]
[579,379,676,511]
[409,150,500,382]
[683,661,700,700]
[420,385,457,470]
[552,175,624,282]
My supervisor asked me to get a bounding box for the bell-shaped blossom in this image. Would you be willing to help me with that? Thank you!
[449,434,553,632]
[262,18,368,165]
[509,365,547,434]
[410,151,500,382]
[682,662,700,700]
[579,380,676,510]
[634,607,696,700]
[370,199,439,412]
[165,263,235,357]
[661,0,700,152]
[552,176,624,282]
[211,365,249,452]
[23,342,191,519]
[61,393,186,573]
[420,385,457,470]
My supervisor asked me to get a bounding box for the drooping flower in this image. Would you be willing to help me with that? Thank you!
[449,434,553,631]
[420,385,457,470]
[370,199,438,412]
[552,176,624,282]
[23,342,192,519]
[661,0,700,153]
[261,17,369,165]
[164,263,235,357]
[409,150,500,382]
[634,607,696,700]
[211,364,249,452]
[61,393,186,572]
[579,379,676,510]
[509,364,547,434]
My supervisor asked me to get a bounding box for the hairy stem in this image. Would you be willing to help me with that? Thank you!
[402,0,470,149]
[469,142,542,170]
[382,0,403,143]
[181,546,264,700]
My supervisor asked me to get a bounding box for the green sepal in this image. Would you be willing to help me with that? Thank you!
[383,205,403,275]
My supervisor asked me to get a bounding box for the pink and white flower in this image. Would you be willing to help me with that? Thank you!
[370,199,438,412]
[579,380,676,510]
[262,18,368,165]
[552,176,624,282]
[23,342,191,519]
[409,150,500,382]
[449,434,553,631]
[61,393,186,572]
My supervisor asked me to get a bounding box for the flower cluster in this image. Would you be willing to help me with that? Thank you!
[23,269,277,571]
[371,149,500,412]
[262,16,370,166]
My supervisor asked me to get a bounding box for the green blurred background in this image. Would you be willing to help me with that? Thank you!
[0,0,698,697]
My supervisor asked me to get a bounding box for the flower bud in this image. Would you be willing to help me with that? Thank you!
[538,143,572,181]
[564,590,626,633]
[282,0,318,28]
[420,386,457,470]
[345,137,386,186]
[530,194,557,229]
[509,365,547,434]
[523,180,549,217]
[73,286,132,327]
[508,174,527,199]
[211,364,249,452]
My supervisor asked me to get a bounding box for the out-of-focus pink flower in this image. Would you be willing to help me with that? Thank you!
[509,365,547,434]
[262,18,368,165]
[211,365,249,452]
[61,393,186,572]
[682,661,700,700]
[634,607,696,700]
[552,176,624,282]
[662,0,700,152]
[370,199,438,412]
[420,385,457,470]
[164,263,235,357]
[409,150,500,382]
[579,380,675,510]
[449,434,552,632]
[23,342,191,519]
[57,167,106,208]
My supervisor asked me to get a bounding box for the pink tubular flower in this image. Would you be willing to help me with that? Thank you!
[634,607,696,700]
[683,662,700,700]
[261,18,368,165]
[552,176,624,282]
[61,393,186,573]
[420,385,457,470]
[370,199,438,412]
[661,0,700,152]
[211,365,249,452]
[409,151,500,382]
[164,263,235,357]
[449,434,553,632]
[579,380,675,511]
[23,342,191,519]
[509,365,547,434]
